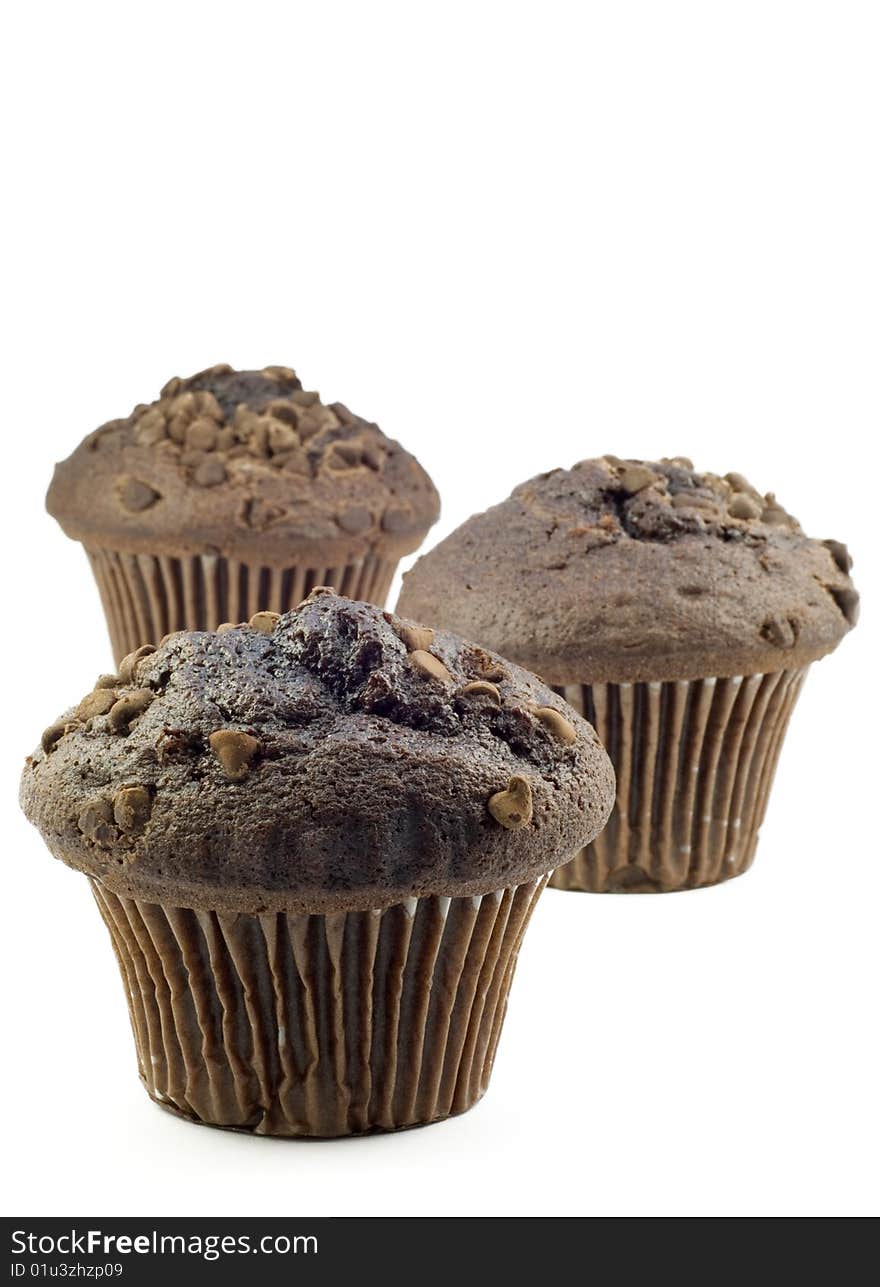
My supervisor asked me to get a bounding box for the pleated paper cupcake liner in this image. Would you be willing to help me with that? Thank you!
[86,547,399,665]
[550,668,808,893]
[90,874,549,1137]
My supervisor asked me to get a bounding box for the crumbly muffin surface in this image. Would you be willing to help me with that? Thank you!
[46,364,440,563]
[20,593,614,912]
[397,457,859,682]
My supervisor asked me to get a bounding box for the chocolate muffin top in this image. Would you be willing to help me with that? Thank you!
[397,457,859,683]
[20,592,614,913]
[46,364,440,564]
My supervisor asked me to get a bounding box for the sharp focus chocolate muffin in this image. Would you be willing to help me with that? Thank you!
[47,364,441,663]
[397,457,858,892]
[21,591,614,1135]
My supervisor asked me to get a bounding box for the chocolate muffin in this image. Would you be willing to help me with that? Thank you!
[20,591,614,1136]
[47,364,440,664]
[397,457,858,893]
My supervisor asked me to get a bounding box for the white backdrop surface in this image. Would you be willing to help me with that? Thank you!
[1,0,877,1219]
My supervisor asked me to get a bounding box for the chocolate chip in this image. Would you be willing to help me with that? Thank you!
[118,645,156,686]
[209,729,260,781]
[172,393,197,419]
[361,444,384,471]
[760,615,797,648]
[322,445,355,471]
[532,706,577,744]
[193,457,227,487]
[241,496,284,529]
[299,406,339,438]
[395,623,435,652]
[298,586,336,608]
[77,799,118,847]
[169,390,198,420]
[76,689,118,720]
[233,404,259,438]
[337,506,373,535]
[186,417,218,450]
[266,420,300,454]
[41,720,80,754]
[408,649,453,684]
[262,365,299,384]
[459,681,501,704]
[119,477,160,512]
[619,465,658,494]
[200,364,234,381]
[324,443,361,471]
[329,401,356,426]
[828,585,860,626]
[728,494,761,520]
[266,400,299,426]
[113,785,152,833]
[249,611,280,635]
[671,492,709,509]
[283,448,311,476]
[197,391,224,422]
[679,492,717,510]
[382,504,413,533]
[488,776,533,829]
[134,410,167,446]
[823,539,853,574]
[167,414,189,444]
[247,420,270,456]
[108,689,154,731]
[94,673,121,689]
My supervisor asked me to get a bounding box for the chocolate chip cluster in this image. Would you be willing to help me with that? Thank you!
[117,364,386,499]
[39,643,160,851]
[36,592,589,856]
[85,364,428,539]
[592,456,803,542]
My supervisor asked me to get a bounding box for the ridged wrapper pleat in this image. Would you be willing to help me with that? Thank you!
[550,669,807,893]
[86,548,399,665]
[90,875,548,1137]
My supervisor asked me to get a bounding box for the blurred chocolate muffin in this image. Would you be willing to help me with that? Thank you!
[21,591,614,1136]
[398,456,858,892]
[47,364,440,662]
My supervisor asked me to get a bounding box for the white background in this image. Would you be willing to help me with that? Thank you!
[1,1,878,1219]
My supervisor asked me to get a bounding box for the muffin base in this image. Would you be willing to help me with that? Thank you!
[149,1089,482,1139]
[550,668,807,893]
[86,547,398,665]
[90,875,548,1137]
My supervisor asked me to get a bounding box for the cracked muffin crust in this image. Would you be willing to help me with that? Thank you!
[46,363,440,566]
[397,456,859,682]
[20,592,615,913]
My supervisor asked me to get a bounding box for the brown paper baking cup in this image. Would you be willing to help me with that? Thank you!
[86,548,399,665]
[89,874,548,1137]
[550,668,808,893]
